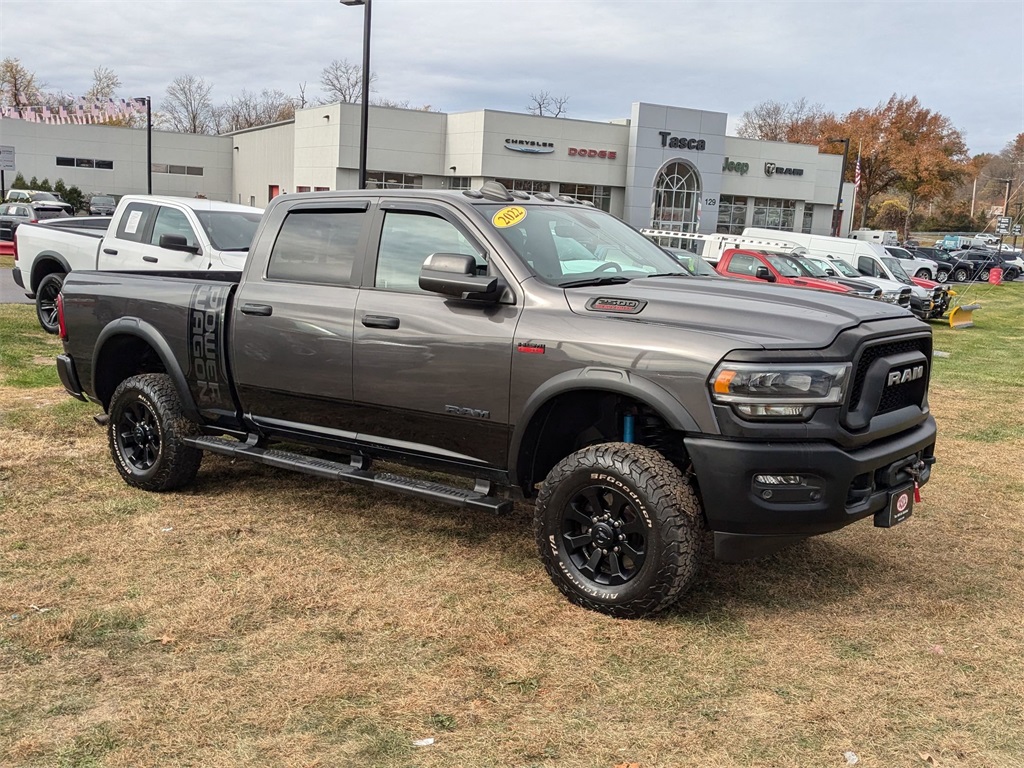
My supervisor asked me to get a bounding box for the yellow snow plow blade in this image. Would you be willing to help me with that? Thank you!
[948,303,980,329]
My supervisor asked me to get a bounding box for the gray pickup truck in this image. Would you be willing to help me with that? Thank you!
[56,182,937,617]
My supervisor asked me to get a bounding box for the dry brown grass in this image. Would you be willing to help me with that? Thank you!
[2,303,1024,767]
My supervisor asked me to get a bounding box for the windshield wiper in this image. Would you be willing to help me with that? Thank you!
[559,276,634,288]
[644,272,691,278]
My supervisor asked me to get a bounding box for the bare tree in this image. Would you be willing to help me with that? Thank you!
[736,98,832,143]
[0,57,43,108]
[527,91,569,117]
[220,89,297,131]
[320,58,376,104]
[84,66,121,102]
[160,74,215,134]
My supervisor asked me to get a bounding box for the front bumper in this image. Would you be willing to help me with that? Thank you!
[685,416,936,561]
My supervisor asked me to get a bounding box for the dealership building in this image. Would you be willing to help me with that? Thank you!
[1,101,855,236]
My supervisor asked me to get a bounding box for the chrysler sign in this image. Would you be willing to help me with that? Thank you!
[505,138,555,154]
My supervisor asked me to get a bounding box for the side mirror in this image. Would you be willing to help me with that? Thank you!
[419,253,499,301]
[824,267,837,276]
[754,265,776,282]
[159,233,201,254]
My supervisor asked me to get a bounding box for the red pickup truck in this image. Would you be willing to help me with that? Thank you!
[716,248,870,297]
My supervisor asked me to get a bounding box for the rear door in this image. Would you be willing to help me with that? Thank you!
[231,198,372,436]
[350,200,520,468]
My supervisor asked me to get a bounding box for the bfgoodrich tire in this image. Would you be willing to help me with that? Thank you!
[108,374,202,491]
[534,442,703,618]
[35,272,65,334]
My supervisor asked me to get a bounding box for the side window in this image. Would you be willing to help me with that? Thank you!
[116,203,156,243]
[150,207,199,248]
[375,211,482,292]
[857,257,876,277]
[726,254,756,276]
[266,208,365,285]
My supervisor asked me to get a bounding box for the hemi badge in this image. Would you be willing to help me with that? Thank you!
[586,297,646,314]
[517,343,546,354]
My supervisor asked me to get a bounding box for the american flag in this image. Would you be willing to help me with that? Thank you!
[854,154,861,188]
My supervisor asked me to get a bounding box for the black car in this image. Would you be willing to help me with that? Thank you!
[945,249,1021,282]
[88,194,116,215]
[0,201,68,241]
[909,247,958,282]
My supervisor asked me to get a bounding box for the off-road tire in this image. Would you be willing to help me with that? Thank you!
[952,267,970,282]
[35,272,65,334]
[534,442,703,618]
[108,374,202,491]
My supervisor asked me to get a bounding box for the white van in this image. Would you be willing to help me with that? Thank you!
[850,229,898,246]
[640,229,806,265]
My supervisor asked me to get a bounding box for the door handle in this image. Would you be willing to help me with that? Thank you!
[143,255,158,263]
[361,315,400,329]
[240,303,273,317]
[103,248,118,255]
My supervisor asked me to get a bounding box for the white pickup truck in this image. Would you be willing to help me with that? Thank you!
[13,195,263,332]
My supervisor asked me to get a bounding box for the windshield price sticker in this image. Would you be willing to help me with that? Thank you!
[492,206,527,228]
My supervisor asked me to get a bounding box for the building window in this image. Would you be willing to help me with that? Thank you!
[717,195,748,234]
[56,157,74,167]
[493,178,551,194]
[295,186,311,193]
[559,183,611,211]
[367,171,422,189]
[751,198,798,231]
[95,160,114,170]
[56,156,113,170]
[151,164,203,176]
[449,176,471,190]
[314,186,330,192]
[652,161,701,232]
[802,207,814,234]
[186,166,203,176]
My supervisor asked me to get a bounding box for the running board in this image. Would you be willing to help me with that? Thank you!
[184,436,512,514]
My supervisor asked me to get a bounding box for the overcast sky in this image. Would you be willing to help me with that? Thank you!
[2,0,1022,154]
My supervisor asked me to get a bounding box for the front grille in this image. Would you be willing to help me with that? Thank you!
[849,336,931,412]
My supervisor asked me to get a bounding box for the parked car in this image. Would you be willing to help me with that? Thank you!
[801,255,912,308]
[789,255,882,299]
[883,246,939,280]
[716,248,877,299]
[13,195,263,333]
[55,182,937,618]
[0,202,67,241]
[662,246,721,277]
[4,189,75,216]
[88,194,116,215]
[944,249,1021,282]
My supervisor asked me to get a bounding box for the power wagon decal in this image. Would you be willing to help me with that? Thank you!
[186,284,233,411]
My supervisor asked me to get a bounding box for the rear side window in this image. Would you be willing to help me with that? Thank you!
[116,202,156,243]
[266,209,365,285]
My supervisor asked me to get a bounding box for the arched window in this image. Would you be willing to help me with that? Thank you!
[652,161,702,232]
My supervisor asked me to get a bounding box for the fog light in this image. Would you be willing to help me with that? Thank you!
[754,474,805,485]
[736,404,807,417]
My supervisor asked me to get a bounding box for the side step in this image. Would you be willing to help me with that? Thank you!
[184,436,513,514]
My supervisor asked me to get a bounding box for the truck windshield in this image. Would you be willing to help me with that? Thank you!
[480,204,686,286]
[194,211,263,251]
[881,256,912,282]
[764,254,807,278]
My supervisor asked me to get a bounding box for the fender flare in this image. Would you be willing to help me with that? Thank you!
[508,366,701,487]
[29,251,72,291]
[93,317,201,422]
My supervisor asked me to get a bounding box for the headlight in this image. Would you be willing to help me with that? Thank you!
[710,362,851,419]
[880,290,902,303]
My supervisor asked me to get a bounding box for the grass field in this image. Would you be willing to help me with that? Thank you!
[1,283,1023,768]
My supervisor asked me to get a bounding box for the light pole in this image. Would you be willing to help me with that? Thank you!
[827,137,850,236]
[340,0,371,190]
[134,97,152,194]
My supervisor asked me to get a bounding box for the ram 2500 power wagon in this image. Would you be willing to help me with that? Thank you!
[55,182,937,618]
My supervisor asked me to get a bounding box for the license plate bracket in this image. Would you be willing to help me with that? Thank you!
[875,484,914,528]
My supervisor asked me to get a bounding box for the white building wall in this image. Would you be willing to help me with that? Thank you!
[0,118,232,200]
[232,121,295,207]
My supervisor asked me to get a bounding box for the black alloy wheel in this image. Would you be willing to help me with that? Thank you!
[560,485,648,587]
[115,399,162,472]
[35,272,65,334]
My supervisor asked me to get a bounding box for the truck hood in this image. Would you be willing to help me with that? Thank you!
[564,276,912,349]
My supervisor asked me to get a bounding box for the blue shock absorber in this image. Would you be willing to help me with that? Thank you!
[623,412,635,443]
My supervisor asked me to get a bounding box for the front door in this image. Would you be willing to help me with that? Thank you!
[351,203,519,468]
